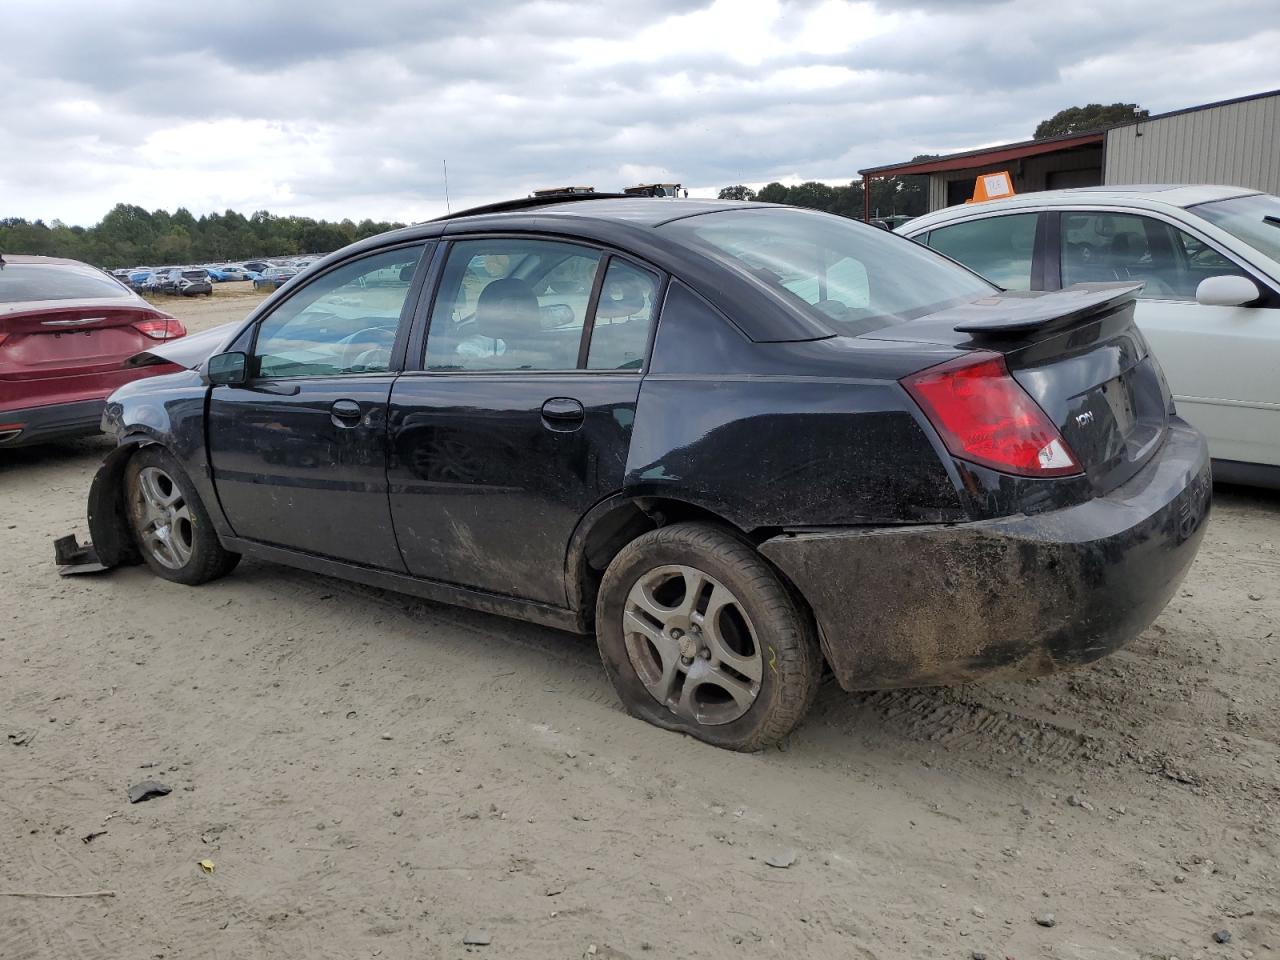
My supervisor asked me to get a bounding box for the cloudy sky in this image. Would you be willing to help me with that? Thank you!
[1,0,1275,226]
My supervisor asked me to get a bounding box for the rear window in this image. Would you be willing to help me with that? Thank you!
[661,208,994,335]
[182,270,208,281]
[0,263,132,303]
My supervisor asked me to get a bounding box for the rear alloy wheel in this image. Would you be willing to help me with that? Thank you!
[596,523,822,750]
[124,447,239,585]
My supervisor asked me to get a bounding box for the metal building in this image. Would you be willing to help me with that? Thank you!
[859,89,1280,218]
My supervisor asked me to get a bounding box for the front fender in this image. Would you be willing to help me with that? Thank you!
[86,439,150,567]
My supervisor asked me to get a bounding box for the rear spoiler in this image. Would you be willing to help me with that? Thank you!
[945,282,1143,337]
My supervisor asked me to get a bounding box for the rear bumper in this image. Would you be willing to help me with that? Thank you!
[0,399,106,446]
[759,420,1212,691]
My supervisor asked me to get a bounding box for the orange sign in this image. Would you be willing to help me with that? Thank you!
[966,170,1015,204]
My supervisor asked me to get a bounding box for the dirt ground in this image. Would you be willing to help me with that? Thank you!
[2,289,1278,960]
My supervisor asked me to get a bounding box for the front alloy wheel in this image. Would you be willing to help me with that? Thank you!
[130,466,194,569]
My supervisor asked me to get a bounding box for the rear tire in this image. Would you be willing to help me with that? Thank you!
[124,447,239,585]
[595,522,822,751]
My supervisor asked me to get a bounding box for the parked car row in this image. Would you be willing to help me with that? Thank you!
[112,255,328,295]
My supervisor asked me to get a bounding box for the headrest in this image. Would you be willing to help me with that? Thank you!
[474,278,541,340]
[595,274,646,319]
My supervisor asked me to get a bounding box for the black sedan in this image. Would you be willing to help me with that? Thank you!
[67,195,1211,750]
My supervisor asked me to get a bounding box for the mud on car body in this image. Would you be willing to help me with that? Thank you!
[62,194,1212,750]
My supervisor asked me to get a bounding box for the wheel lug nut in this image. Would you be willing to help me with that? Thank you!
[680,655,693,665]
[671,628,683,640]
[700,648,711,659]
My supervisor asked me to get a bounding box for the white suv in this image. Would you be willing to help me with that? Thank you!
[901,186,1280,487]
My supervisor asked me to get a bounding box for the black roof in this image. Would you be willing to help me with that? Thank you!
[439,195,746,228]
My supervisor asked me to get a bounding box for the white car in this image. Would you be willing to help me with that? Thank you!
[901,186,1280,487]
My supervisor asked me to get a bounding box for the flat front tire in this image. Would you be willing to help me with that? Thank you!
[124,447,239,585]
[596,522,822,750]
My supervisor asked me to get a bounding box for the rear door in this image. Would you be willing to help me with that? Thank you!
[1054,209,1280,467]
[921,212,1046,291]
[206,243,431,569]
[387,236,663,605]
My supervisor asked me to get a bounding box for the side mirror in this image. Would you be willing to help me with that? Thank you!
[1196,275,1260,307]
[207,351,248,386]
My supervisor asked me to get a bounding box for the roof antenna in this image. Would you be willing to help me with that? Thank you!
[442,160,452,215]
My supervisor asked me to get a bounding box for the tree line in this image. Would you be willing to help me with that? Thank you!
[717,166,932,219]
[0,203,406,269]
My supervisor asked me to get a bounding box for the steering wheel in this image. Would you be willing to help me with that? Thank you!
[339,325,396,371]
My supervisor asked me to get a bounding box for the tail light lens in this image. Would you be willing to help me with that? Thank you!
[133,317,186,340]
[902,351,1081,478]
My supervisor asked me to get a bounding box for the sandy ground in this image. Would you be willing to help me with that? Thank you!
[1,289,1278,960]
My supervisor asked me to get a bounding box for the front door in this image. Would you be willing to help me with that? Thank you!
[387,237,662,605]
[207,244,430,569]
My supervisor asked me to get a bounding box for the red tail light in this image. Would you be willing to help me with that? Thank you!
[902,351,1081,478]
[133,316,186,340]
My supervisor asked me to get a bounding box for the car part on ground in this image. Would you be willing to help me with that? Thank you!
[58,198,1211,750]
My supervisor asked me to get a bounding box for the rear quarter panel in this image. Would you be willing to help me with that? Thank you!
[626,281,965,528]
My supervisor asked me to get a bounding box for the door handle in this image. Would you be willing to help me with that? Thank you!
[541,397,585,431]
[330,399,363,427]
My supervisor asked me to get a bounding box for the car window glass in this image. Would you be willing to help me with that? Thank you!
[586,260,660,371]
[425,238,603,371]
[663,209,993,336]
[925,214,1037,291]
[1060,212,1247,300]
[0,263,133,303]
[252,245,425,379]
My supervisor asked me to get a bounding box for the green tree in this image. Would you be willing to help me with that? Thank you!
[717,185,756,201]
[1034,103,1148,139]
[755,182,790,204]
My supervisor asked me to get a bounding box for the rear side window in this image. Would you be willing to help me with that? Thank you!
[0,263,132,303]
[586,260,660,371]
[661,208,993,336]
[925,214,1038,291]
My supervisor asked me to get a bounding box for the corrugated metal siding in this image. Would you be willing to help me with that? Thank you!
[1104,94,1280,193]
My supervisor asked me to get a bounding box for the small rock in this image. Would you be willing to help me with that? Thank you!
[462,930,492,946]
[81,830,107,844]
[392,808,403,818]
[1066,794,1094,812]
[971,906,986,919]
[765,849,797,869]
[380,733,393,740]
[545,883,565,897]
[127,781,172,804]
[1213,930,1232,944]
[972,952,988,960]
[1020,805,1032,816]
[1036,913,1057,928]
[586,945,597,956]
[1248,593,1262,601]
[345,711,357,719]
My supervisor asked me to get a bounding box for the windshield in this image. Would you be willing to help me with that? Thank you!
[0,262,133,304]
[661,208,994,335]
[1192,193,1280,264]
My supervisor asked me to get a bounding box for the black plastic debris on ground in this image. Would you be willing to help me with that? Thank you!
[128,781,172,804]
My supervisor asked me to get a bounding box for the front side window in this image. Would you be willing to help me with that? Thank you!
[425,239,605,371]
[661,208,993,336]
[925,213,1038,291]
[1060,212,1248,300]
[252,245,425,379]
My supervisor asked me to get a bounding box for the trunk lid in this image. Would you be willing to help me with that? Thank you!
[0,301,178,381]
[865,283,1172,492]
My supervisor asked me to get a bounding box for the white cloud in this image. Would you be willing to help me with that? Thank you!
[0,0,1275,225]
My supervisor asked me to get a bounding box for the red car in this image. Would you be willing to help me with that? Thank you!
[0,253,187,447]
